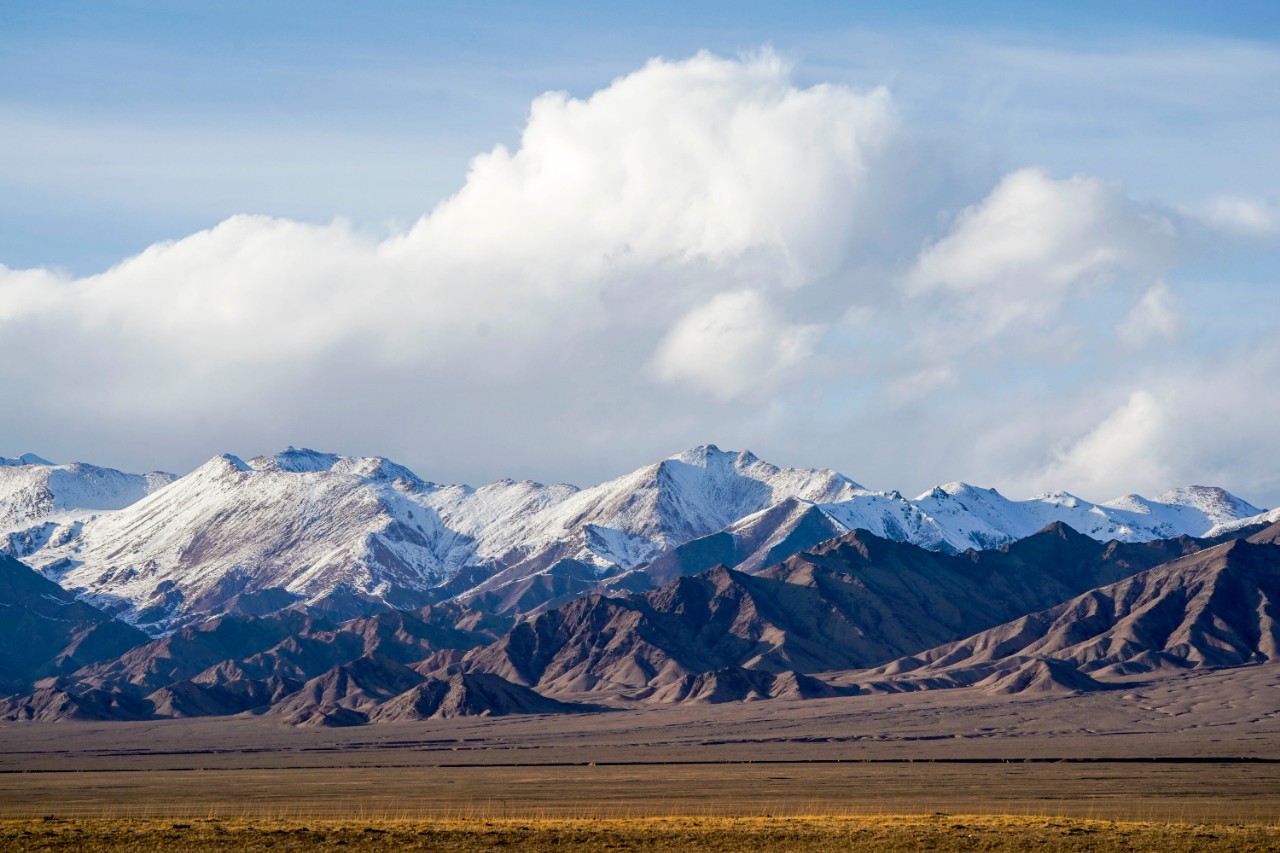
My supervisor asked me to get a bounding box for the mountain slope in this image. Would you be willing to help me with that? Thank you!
[370,672,590,721]
[617,483,1267,590]
[271,653,427,723]
[0,455,175,557]
[21,445,862,629]
[462,523,1250,700]
[0,552,148,697]
[866,533,1280,690]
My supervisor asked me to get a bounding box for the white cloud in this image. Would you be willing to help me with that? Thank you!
[0,50,900,477]
[2,48,1279,508]
[388,50,895,290]
[1116,281,1181,347]
[0,49,897,368]
[650,290,821,399]
[1035,390,1173,499]
[905,167,1176,350]
[1013,333,1280,502]
[1197,195,1280,238]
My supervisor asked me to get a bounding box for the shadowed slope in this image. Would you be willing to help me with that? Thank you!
[866,536,1280,690]
[371,672,591,720]
[0,553,147,697]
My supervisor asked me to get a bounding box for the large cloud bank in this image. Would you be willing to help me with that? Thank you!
[2,50,1277,504]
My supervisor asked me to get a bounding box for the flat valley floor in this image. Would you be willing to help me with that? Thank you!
[2,664,1278,850]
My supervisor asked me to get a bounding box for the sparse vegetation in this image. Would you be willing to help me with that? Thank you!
[0,815,1276,852]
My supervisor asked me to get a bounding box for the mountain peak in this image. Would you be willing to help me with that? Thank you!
[915,482,985,502]
[200,453,250,473]
[1154,485,1264,517]
[0,453,53,467]
[1031,520,1092,541]
[1034,491,1085,508]
[670,444,729,466]
[250,447,342,473]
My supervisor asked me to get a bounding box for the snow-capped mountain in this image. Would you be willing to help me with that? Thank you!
[898,481,1264,551]
[614,479,1268,589]
[1205,505,1280,538]
[460,445,862,574]
[0,454,176,557]
[6,443,1267,632]
[22,445,863,630]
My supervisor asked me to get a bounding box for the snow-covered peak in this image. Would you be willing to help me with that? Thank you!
[915,482,992,501]
[1034,491,1085,508]
[1151,485,1263,522]
[0,458,178,542]
[192,454,251,476]
[665,444,861,491]
[248,447,343,473]
[0,453,53,467]
[1206,506,1280,537]
[330,456,429,487]
[838,480,1267,554]
[8,443,1269,631]
[1101,493,1150,514]
[669,443,730,466]
[1095,485,1267,540]
[239,448,430,488]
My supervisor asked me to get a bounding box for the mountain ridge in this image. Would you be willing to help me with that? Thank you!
[0,446,1269,631]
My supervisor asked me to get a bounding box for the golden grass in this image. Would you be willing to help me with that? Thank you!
[0,815,1277,852]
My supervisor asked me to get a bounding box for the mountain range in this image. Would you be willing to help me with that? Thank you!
[0,445,1276,726]
[1,518,1275,723]
[1,446,1268,632]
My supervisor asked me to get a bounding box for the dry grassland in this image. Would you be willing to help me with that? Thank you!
[3,763,1279,823]
[0,815,1277,852]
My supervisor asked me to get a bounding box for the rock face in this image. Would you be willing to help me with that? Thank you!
[0,552,147,697]
[974,658,1110,696]
[71,609,330,694]
[862,535,1280,692]
[148,675,302,718]
[0,596,561,724]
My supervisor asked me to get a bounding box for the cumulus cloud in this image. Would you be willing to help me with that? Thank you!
[393,51,894,289]
[1035,390,1173,499]
[0,50,901,477]
[905,167,1176,351]
[650,290,821,399]
[1017,337,1280,503]
[2,49,1278,507]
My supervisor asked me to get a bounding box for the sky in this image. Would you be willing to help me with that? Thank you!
[2,2,1279,505]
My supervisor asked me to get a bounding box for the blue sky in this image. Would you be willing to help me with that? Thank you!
[2,2,1279,504]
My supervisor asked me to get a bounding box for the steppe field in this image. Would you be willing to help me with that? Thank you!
[2,668,1278,850]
